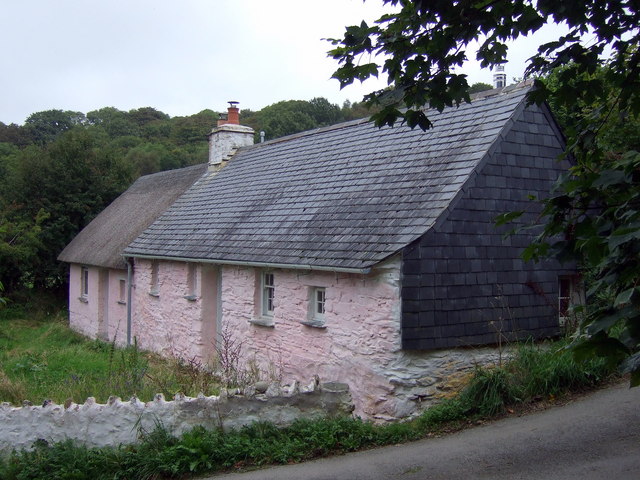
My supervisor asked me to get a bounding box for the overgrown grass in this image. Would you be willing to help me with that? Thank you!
[0,337,617,480]
[0,304,222,406]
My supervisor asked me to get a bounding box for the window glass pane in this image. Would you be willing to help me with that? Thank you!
[119,279,126,303]
[81,267,89,297]
[558,277,572,317]
[263,273,274,315]
[150,261,159,293]
[316,288,325,315]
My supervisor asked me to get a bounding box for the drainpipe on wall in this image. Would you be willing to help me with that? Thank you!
[126,258,133,346]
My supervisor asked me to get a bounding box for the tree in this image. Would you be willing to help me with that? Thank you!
[329,1,638,129]
[469,82,494,94]
[330,0,640,383]
[254,100,318,140]
[87,107,140,138]
[125,142,178,176]
[24,109,86,145]
[1,128,132,291]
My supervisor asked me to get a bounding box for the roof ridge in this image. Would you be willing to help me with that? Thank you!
[243,82,532,150]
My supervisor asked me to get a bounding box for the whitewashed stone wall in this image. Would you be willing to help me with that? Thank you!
[0,381,352,453]
[132,259,207,360]
[221,257,402,420]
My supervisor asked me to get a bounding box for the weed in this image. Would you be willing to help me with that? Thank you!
[0,370,27,405]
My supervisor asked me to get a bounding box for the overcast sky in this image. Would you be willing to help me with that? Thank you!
[1,0,565,125]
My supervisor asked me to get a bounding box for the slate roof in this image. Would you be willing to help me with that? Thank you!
[124,85,531,272]
[58,164,207,269]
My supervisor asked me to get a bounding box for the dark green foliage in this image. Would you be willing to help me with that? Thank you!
[329,1,638,129]
[524,67,640,383]
[468,82,494,94]
[247,98,345,141]
[24,110,86,145]
[0,339,614,479]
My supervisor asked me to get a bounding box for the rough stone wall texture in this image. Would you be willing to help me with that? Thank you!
[0,381,352,453]
[381,347,507,419]
[401,103,573,349]
[221,258,406,419]
[132,259,207,360]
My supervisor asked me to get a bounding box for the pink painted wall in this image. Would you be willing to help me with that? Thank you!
[132,260,214,361]
[128,256,403,418]
[220,257,402,419]
[70,257,494,420]
[68,265,128,344]
[68,264,101,339]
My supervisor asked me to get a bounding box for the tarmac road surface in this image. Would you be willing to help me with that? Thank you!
[206,381,640,480]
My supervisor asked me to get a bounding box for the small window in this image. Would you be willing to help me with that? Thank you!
[118,279,126,304]
[80,266,89,299]
[262,272,275,317]
[304,287,326,328]
[150,260,160,296]
[314,288,326,317]
[558,276,573,326]
[187,263,197,296]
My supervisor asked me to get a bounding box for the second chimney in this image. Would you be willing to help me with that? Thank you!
[209,101,254,167]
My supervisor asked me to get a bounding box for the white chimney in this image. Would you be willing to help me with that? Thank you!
[493,65,506,89]
[208,101,254,167]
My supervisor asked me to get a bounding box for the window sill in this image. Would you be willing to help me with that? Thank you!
[78,297,88,304]
[249,318,275,328]
[183,295,198,302]
[149,291,160,298]
[300,319,326,329]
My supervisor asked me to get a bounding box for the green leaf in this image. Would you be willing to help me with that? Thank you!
[494,211,524,226]
[572,332,628,368]
[592,169,628,187]
[614,288,636,308]
[609,226,640,250]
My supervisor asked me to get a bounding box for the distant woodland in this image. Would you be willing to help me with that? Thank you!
[0,97,379,295]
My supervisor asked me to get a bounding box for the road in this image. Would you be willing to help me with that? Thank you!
[206,381,640,479]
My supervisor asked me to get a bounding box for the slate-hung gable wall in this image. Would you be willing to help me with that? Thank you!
[401,103,571,349]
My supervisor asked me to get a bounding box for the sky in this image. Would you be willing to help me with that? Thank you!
[1,0,565,125]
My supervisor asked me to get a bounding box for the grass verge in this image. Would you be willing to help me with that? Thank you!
[0,304,222,406]
[0,338,616,480]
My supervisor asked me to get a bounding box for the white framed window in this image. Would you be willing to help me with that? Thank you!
[558,276,577,326]
[262,272,275,317]
[304,287,327,328]
[150,260,160,296]
[118,278,126,304]
[313,287,326,317]
[80,266,89,300]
